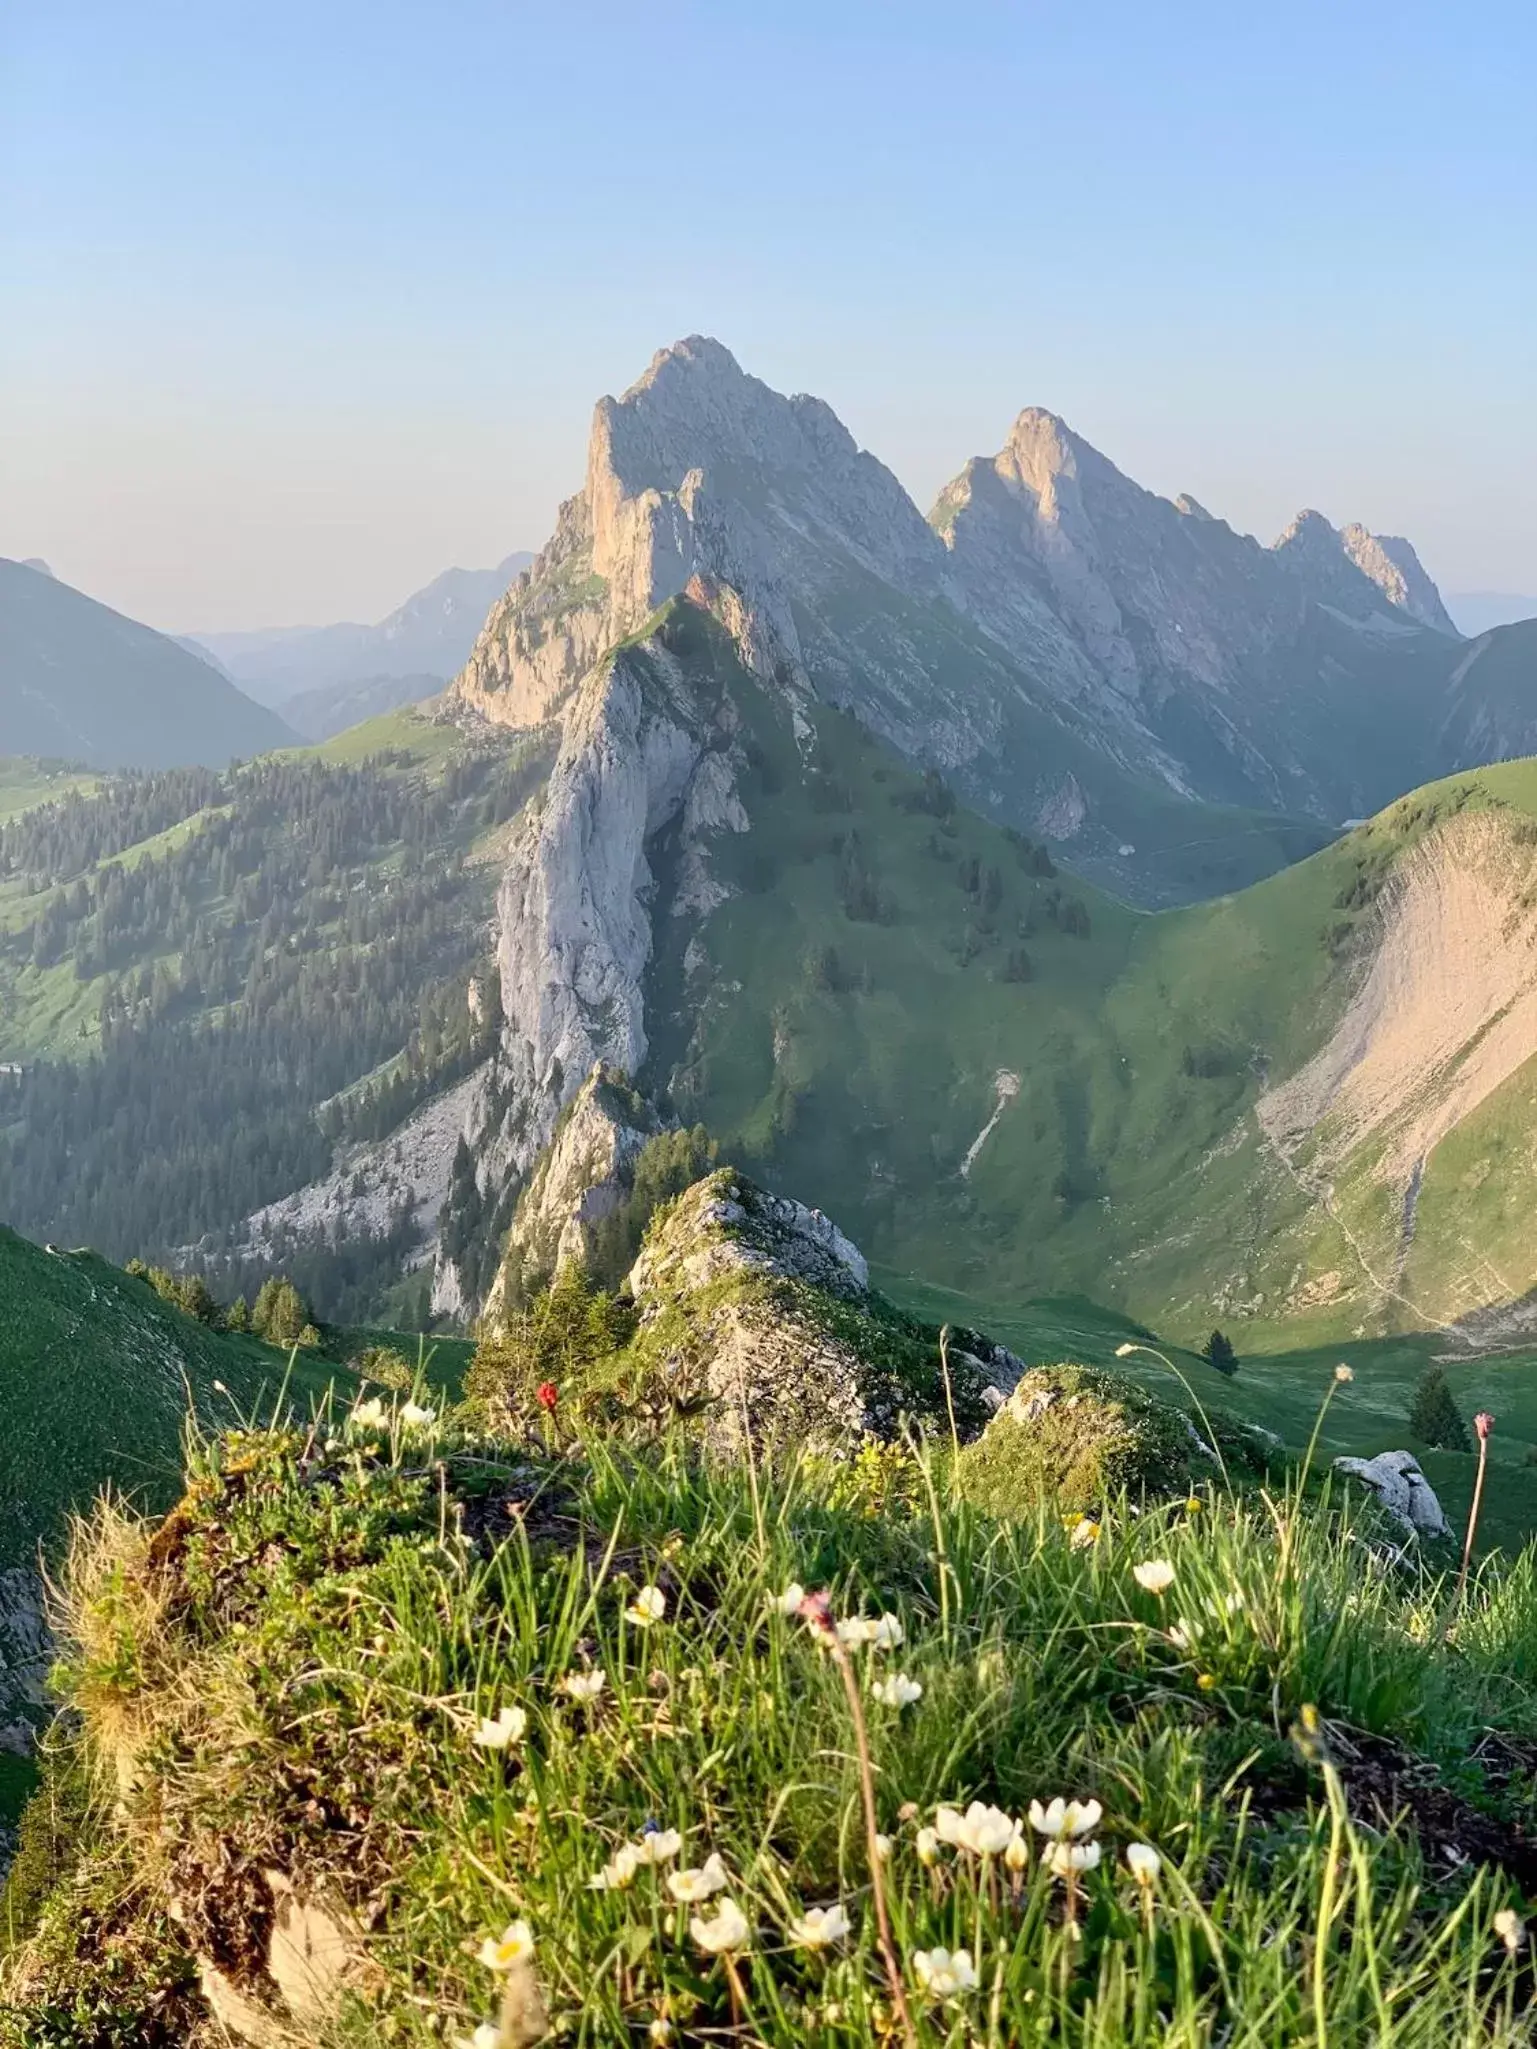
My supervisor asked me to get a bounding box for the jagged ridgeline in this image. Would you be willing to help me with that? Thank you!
[7,337,1537,1346]
[436,539,1537,1348]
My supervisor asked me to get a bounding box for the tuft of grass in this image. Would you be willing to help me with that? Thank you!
[7,1386,1537,2043]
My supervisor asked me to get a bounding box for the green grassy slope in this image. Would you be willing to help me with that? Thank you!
[654,652,1537,1350]
[0,1228,343,1577]
[10,1414,1537,2041]
[886,1280,1537,1554]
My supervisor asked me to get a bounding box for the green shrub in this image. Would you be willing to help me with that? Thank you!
[1408,1364,1472,1452]
[586,1124,718,1289]
[958,1363,1199,1513]
[464,1264,636,1429]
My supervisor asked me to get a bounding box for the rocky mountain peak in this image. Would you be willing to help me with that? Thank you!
[453,334,948,736]
[1272,509,1455,633]
[935,402,1311,767]
[593,335,860,488]
[1340,525,1458,635]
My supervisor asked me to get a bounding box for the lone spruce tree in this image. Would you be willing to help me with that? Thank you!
[1202,1329,1239,1377]
[1408,1364,1472,1451]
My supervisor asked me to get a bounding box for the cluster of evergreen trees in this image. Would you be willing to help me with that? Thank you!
[125,1259,318,1346]
[0,742,546,1313]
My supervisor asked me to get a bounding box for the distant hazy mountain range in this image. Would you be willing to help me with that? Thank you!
[0,556,293,769]
[1447,591,1537,637]
[188,555,534,737]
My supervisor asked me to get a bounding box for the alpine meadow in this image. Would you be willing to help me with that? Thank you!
[4,12,1537,2042]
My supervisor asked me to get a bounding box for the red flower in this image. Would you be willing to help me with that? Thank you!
[797,1588,837,1645]
[536,1381,559,1414]
[1474,1410,1495,1441]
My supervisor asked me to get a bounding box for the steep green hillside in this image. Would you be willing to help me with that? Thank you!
[0,557,294,769]
[0,1228,343,1577]
[649,697,1537,1349]
[889,1283,1537,1555]
[0,711,549,1310]
[0,1228,356,1847]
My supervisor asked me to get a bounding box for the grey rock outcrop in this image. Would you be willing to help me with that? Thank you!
[481,1064,663,1327]
[621,1170,988,1453]
[1340,526,1458,635]
[1333,1450,1451,1539]
[628,1171,871,1306]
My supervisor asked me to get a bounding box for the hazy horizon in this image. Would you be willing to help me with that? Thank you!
[4,1,1534,633]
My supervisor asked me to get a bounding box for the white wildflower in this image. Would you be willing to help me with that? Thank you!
[1028,1797,1102,1840]
[1494,1907,1525,1953]
[870,1672,923,1708]
[477,1920,534,1972]
[626,1585,667,1628]
[1048,1839,1102,1877]
[871,1612,905,1650]
[915,1825,940,1866]
[471,1705,527,1750]
[690,1897,750,1954]
[399,1400,436,1430]
[770,1582,805,1617]
[350,1397,389,1430]
[788,1903,850,1949]
[588,1844,641,1892]
[1125,1842,1161,1885]
[936,1800,1019,1856]
[1132,1559,1176,1595]
[636,1828,682,1865]
[667,1853,729,1904]
[912,1946,978,1999]
[561,1669,606,1702]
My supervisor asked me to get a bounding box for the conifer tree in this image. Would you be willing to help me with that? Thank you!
[1408,1364,1471,1451]
[1202,1329,1239,1376]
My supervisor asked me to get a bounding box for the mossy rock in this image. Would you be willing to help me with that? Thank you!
[957,1362,1203,1515]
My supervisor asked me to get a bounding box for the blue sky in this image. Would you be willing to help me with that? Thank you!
[2,0,1533,628]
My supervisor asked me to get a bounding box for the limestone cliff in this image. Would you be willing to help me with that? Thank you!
[1340,526,1458,635]
[426,339,1464,1315]
[452,335,947,739]
[481,1064,663,1327]
[434,604,753,1313]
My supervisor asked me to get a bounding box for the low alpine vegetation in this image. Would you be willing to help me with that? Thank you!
[6,1375,1537,2045]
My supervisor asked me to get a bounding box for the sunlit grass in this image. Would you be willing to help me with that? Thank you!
[9,1375,1537,2044]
